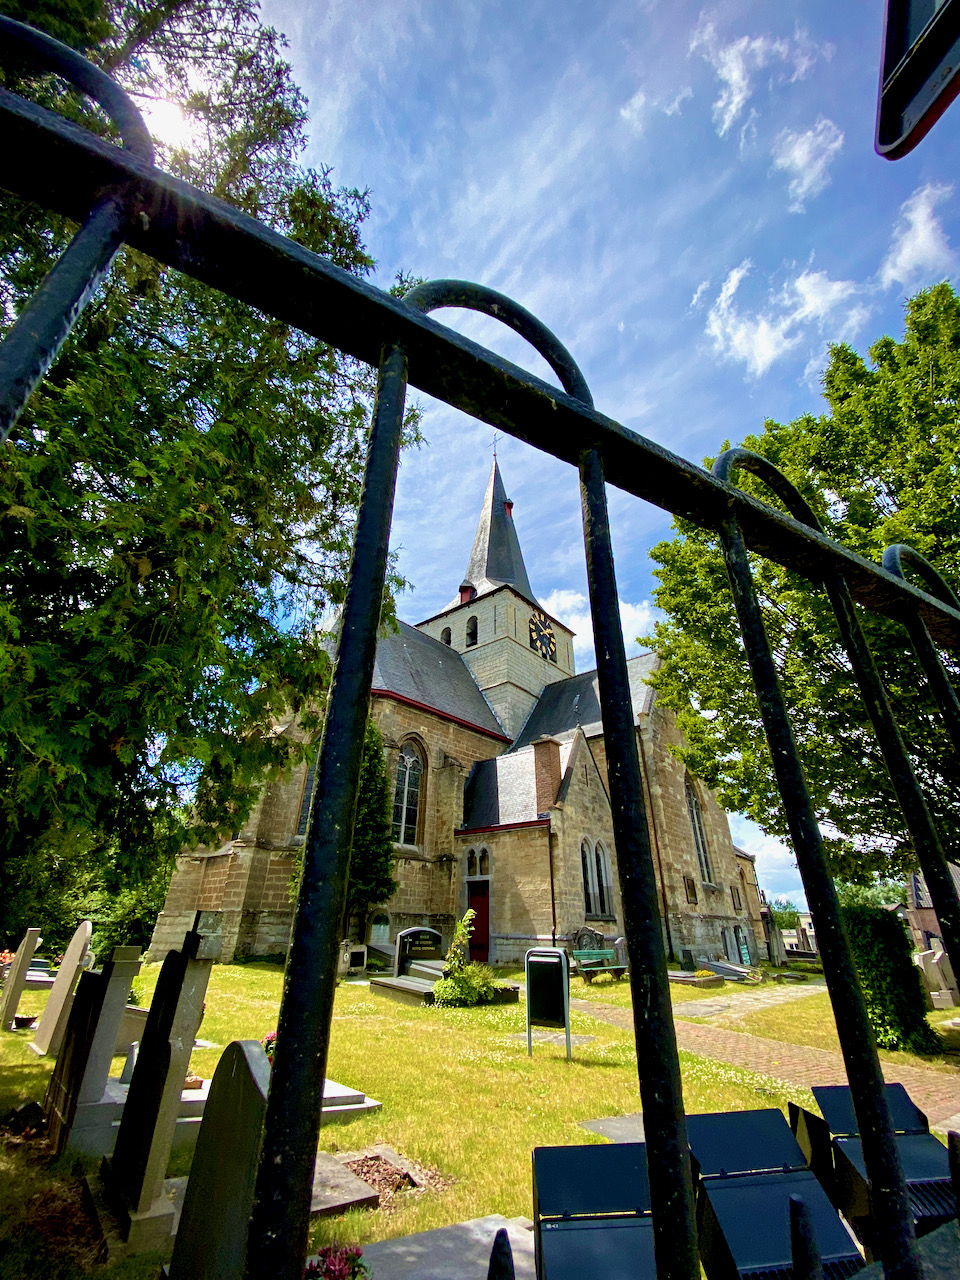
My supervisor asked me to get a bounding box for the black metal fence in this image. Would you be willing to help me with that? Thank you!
[2,18,959,1280]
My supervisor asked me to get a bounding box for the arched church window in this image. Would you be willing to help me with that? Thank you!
[369,913,390,944]
[441,627,452,646]
[467,849,478,877]
[392,741,424,845]
[296,745,320,838]
[685,777,714,884]
[595,841,612,917]
[478,848,490,876]
[466,615,478,647]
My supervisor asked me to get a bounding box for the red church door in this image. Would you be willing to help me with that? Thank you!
[467,880,490,962]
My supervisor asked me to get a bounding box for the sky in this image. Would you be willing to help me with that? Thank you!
[251,0,960,905]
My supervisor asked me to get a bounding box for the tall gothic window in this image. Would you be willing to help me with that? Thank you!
[466,615,478,647]
[685,777,714,884]
[392,741,424,845]
[296,746,320,838]
[581,838,613,918]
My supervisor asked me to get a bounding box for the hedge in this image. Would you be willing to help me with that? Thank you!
[841,904,940,1054]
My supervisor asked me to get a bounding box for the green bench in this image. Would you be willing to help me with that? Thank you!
[572,948,627,982]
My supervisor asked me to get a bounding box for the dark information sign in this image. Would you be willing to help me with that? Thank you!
[525,948,571,1060]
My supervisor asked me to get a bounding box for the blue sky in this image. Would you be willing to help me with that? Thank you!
[253,0,960,905]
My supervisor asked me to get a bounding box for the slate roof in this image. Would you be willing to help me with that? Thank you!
[371,621,506,738]
[511,652,658,749]
[443,459,538,610]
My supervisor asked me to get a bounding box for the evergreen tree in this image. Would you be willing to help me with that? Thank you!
[345,720,398,932]
[0,0,416,937]
[647,283,960,883]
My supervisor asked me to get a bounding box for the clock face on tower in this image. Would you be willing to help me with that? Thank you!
[528,609,557,662]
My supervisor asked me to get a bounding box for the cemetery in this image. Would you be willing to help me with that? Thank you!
[2,917,960,1277]
[7,6,960,1279]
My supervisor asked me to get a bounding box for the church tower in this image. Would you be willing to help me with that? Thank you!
[416,460,574,738]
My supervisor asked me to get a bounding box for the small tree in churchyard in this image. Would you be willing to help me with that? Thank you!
[344,720,398,936]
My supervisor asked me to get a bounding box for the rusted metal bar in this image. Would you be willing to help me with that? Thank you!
[0,17,151,440]
[713,447,922,1279]
[2,83,960,650]
[400,280,699,1279]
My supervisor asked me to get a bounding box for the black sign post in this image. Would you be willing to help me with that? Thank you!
[525,948,571,1061]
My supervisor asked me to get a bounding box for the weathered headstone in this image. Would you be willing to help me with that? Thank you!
[394,926,442,977]
[679,948,696,972]
[102,917,219,1253]
[29,920,92,1056]
[166,1039,269,1280]
[0,927,41,1030]
[45,946,143,1154]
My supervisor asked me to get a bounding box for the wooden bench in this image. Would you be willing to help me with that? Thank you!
[572,949,627,982]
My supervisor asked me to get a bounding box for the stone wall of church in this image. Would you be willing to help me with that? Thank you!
[551,737,623,941]
[588,709,760,964]
[453,823,554,964]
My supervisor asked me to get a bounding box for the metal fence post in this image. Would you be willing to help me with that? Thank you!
[713,448,922,1280]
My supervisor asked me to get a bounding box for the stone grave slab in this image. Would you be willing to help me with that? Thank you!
[352,1214,536,1280]
[45,946,142,1155]
[29,920,91,1056]
[102,922,215,1253]
[320,1077,382,1124]
[167,1040,268,1280]
[311,1151,379,1215]
[580,1112,645,1143]
[0,927,41,1030]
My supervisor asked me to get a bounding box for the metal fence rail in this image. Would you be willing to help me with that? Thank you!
[2,20,959,1280]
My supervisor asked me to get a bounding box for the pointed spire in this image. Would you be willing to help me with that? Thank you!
[448,460,538,609]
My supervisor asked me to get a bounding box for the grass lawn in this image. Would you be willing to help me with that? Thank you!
[567,971,773,1008]
[0,960,818,1274]
[708,989,960,1075]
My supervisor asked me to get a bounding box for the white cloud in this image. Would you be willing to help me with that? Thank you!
[620,85,693,135]
[880,182,956,290]
[772,117,844,212]
[540,589,656,670]
[663,85,693,116]
[728,815,806,907]
[620,88,648,135]
[705,262,867,378]
[690,19,829,138]
[690,279,711,310]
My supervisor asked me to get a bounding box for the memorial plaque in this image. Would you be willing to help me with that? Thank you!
[525,949,571,1061]
[394,926,442,976]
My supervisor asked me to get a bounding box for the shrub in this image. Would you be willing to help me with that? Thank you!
[432,962,499,1008]
[841,904,940,1054]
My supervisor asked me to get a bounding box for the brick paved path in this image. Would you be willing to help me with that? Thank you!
[571,997,960,1129]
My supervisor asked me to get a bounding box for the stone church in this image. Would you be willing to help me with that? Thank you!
[148,461,765,967]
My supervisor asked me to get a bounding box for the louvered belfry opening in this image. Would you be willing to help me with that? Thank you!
[3,18,960,1280]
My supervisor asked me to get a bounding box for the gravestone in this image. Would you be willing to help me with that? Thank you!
[394,926,442,977]
[0,927,41,1030]
[679,949,696,972]
[29,920,92,1056]
[45,946,142,1155]
[102,917,219,1253]
[166,1039,270,1280]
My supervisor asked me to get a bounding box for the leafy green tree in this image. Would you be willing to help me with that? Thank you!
[647,284,960,883]
[0,0,416,938]
[344,720,398,931]
[768,897,801,932]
